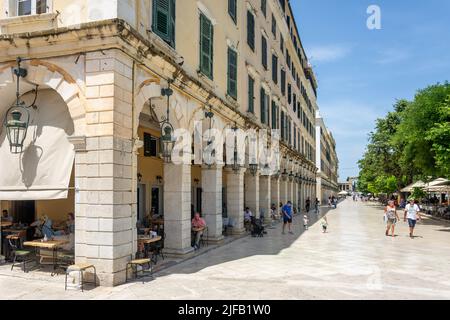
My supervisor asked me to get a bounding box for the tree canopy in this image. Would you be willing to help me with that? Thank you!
[358,82,450,195]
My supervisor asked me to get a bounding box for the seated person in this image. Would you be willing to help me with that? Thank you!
[191,212,206,250]
[66,213,75,234]
[2,209,13,223]
[244,207,253,231]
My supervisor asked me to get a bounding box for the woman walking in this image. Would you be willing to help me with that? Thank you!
[384,200,399,237]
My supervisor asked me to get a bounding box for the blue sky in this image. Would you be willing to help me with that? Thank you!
[291,0,450,180]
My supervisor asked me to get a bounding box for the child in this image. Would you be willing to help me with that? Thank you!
[320,216,328,233]
[303,215,309,230]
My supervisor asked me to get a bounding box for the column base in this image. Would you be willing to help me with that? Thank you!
[231,228,246,235]
[164,247,195,256]
[206,235,225,243]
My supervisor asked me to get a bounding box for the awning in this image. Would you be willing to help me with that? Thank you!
[400,181,425,193]
[0,89,75,200]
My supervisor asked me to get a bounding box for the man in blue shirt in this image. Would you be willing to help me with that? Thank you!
[282,201,294,235]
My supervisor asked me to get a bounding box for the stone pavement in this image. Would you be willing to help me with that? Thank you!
[1,199,450,300]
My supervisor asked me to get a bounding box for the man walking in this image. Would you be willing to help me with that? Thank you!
[404,199,421,238]
[282,201,294,235]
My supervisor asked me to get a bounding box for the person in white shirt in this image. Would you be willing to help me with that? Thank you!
[404,199,421,238]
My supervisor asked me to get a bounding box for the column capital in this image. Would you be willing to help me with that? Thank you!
[224,167,247,175]
[201,164,225,170]
[67,135,86,152]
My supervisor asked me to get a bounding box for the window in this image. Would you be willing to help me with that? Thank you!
[199,13,214,79]
[271,101,278,129]
[247,11,255,51]
[287,84,291,104]
[280,34,284,55]
[259,37,268,71]
[152,0,176,48]
[248,75,255,113]
[227,48,238,99]
[281,111,285,140]
[260,88,269,125]
[228,0,237,23]
[17,0,48,16]
[272,54,278,84]
[280,69,286,95]
[144,133,158,157]
[261,0,267,17]
[271,14,276,37]
[293,94,297,112]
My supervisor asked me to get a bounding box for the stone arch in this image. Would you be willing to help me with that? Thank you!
[0,60,87,136]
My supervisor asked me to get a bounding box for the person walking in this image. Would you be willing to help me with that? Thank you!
[282,201,294,235]
[320,216,328,233]
[305,198,311,213]
[328,197,332,207]
[303,214,309,230]
[384,200,399,237]
[315,198,320,214]
[404,198,421,238]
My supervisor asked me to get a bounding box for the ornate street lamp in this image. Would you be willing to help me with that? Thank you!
[205,108,215,168]
[249,163,258,176]
[159,81,175,163]
[231,123,241,172]
[288,171,294,182]
[281,169,288,181]
[3,57,37,154]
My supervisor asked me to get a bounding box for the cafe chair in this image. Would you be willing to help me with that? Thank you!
[65,264,97,292]
[126,256,153,283]
[9,230,32,273]
[150,232,165,264]
[199,226,209,248]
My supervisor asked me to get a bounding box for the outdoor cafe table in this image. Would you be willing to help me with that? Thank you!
[138,236,162,259]
[23,239,69,274]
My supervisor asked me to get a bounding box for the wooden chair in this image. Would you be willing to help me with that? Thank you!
[9,230,32,273]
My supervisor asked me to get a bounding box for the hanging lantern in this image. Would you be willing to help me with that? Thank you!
[3,57,35,154]
[249,163,258,176]
[282,169,288,181]
[160,122,175,163]
[158,81,175,163]
[288,171,294,181]
[5,108,29,154]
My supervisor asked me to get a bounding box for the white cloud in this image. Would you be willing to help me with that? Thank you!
[308,45,352,63]
[376,48,410,65]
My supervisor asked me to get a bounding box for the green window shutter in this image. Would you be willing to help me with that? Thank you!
[261,36,267,69]
[153,0,175,47]
[247,11,255,51]
[200,14,213,79]
[271,101,276,129]
[248,76,255,113]
[228,0,237,23]
[272,54,278,84]
[227,48,238,99]
[260,88,266,124]
[261,0,267,17]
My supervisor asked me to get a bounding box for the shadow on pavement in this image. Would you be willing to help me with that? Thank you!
[155,204,341,277]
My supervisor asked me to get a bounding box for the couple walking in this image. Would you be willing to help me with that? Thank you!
[384,199,421,238]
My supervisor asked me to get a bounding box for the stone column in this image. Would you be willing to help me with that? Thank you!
[225,167,246,234]
[72,135,135,287]
[164,163,193,255]
[293,182,299,212]
[280,178,288,205]
[245,172,260,218]
[288,179,294,203]
[201,165,224,242]
[271,177,280,208]
[259,175,271,223]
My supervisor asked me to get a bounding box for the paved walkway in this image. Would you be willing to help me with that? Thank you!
[1,199,450,300]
